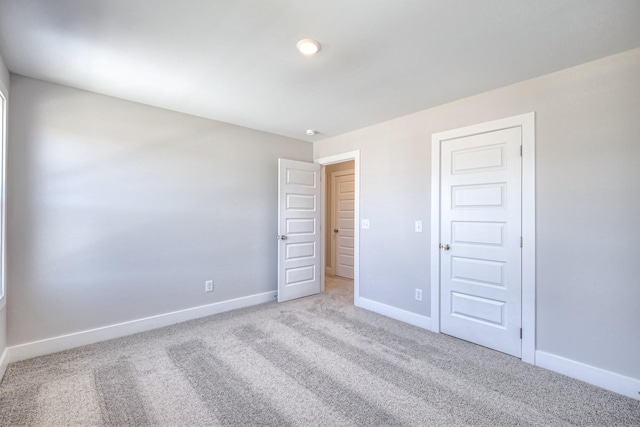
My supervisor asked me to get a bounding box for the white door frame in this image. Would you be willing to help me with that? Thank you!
[430,113,536,364]
[315,151,360,303]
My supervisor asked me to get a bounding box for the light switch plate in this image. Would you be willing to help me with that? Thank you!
[361,219,370,230]
[415,220,423,232]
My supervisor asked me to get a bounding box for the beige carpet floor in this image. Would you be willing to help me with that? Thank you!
[1,276,639,426]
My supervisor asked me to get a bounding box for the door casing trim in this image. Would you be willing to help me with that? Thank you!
[430,113,536,364]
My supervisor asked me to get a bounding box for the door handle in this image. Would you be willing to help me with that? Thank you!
[334,229,339,233]
[440,243,450,250]
[277,235,288,240]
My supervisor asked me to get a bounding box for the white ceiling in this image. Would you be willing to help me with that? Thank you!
[1,1,639,141]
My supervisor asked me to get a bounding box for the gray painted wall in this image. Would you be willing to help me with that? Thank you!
[0,53,9,91]
[314,48,640,380]
[7,75,311,346]
[0,308,5,358]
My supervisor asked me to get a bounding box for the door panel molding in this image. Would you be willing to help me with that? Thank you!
[440,127,522,357]
[327,168,354,277]
[430,113,536,364]
[277,159,322,302]
[332,170,355,279]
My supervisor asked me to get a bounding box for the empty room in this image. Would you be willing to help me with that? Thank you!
[0,1,639,425]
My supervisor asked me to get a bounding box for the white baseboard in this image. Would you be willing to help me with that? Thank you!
[355,297,639,401]
[355,297,431,330]
[8,291,277,363]
[0,347,8,382]
[536,351,640,401]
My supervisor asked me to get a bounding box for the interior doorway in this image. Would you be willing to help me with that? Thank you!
[276,151,360,304]
[315,151,360,304]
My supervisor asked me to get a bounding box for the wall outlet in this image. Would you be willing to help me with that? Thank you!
[415,288,423,301]
[361,219,370,229]
[205,280,214,292]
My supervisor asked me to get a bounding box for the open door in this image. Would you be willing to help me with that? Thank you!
[277,159,322,302]
[333,171,355,279]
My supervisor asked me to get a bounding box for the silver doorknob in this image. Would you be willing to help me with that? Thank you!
[334,229,339,233]
[277,235,288,240]
[440,243,450,250]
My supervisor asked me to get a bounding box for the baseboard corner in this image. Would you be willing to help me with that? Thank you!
[355,297,431,330]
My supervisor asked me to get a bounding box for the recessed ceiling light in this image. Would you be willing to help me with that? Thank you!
[306,129,318,136]
[297,39,320,55]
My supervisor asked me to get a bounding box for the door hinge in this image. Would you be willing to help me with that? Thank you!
[520,237,523,248]
[520,145,523,156]
[520,328,523,339]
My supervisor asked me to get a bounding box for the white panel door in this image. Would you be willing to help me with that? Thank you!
[440,127,522,357]
[334,173,354,279]
[278,159,322,302]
